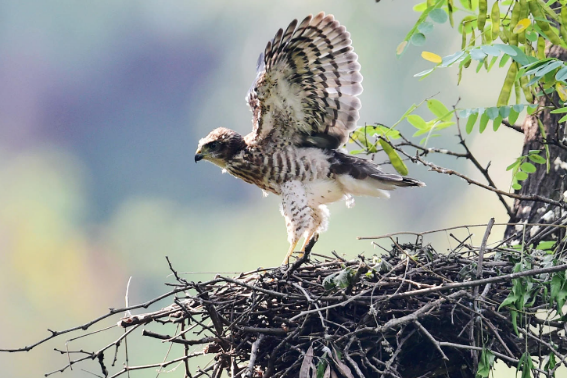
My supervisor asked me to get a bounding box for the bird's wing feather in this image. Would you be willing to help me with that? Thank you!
[245,12,363,149]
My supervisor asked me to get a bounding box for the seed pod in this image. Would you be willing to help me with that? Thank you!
[561,5,567,43]
[514,79,521,104]
[478,0,487,31]
[484,24,493,44]
[537,36,546,60]
[518,0,528,44]
[499,28,509,43]
[519,74,534,103]
[447,0,455,27]
[497,62,518,107]
[491,2,500,39]
[530,0,564,46]
[509,0,521,46]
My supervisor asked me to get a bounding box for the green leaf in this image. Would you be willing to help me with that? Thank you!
[441,51,467,67]
[518,352,534,378]
[465,112,479,134]
[551,275,563,302]
[499,53,511,68]
[512,104,525,113]
[418,21,434,34]
[550,107,567,114]
[477,348,495,377]
[526,30,538,42]
[458,108,473,118]
[373,125,401,139]
[524,58,555,76]
[506,159,521,171]
[459,0,473,10]
[510,308,519,335]
[407,114,427,129]
[528,154,546,164]
[486,107,499,120]
[413,2,427,12]
[397,0,445,57]
[545,352,556,374]
[323,273,338,290]
[470,48,487,61]
[499,106,511,118]
[508,107,520,124]
[475,58,485,73]
[379,139,409,176]
[414,68,436,78]
[493,116,503,131]
[507,46,535,66]
[333,268,354,289]
[427,99,451,118]
[494,44,518,56]
[512,182,522,190]
[349,149,366,155]
[536,240,556,250]
[527,104,538,115]
[480,45,501,56]
[556,66,567,82]
[499,295,519,310]
[521,162,537,173]
[410,33,426,46]
[560,114,567,123]
[487,55,499,72]
[429,8,448,23]
[535,60,563,77]
[515,171,528,181]
[479,112,490,133]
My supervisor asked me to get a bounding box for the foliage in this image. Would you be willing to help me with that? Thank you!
[353,0,567,187]
[349,1,567,376]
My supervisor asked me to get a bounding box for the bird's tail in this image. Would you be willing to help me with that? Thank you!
[392,176,426,187]
[331,151,425,198]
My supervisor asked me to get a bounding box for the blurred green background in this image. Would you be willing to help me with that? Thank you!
[0,1,528,377]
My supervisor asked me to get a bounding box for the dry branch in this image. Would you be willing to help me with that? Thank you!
[5,223,567,378]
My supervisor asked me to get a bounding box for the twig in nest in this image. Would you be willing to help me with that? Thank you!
[414,320,449,361]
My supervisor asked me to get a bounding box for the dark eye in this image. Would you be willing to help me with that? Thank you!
[209,141,219,150]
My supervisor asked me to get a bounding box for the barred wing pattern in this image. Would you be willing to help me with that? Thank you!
[246,12,363,149]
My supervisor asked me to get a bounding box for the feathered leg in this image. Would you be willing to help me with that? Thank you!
[280,181,316,265]
[298,204,329,258]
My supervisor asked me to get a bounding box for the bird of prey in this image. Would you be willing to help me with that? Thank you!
[195,12,424,264]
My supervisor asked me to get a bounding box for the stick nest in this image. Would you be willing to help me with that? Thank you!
[117,232,567,378]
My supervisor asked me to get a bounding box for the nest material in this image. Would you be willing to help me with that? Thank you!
[120,234,567,378]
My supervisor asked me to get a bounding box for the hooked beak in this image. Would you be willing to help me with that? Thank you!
[194,150,204,162]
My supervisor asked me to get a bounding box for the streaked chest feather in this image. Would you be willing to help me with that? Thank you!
[225,147,333,194]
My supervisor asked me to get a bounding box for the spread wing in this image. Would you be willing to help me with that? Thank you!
[245,12,363,150]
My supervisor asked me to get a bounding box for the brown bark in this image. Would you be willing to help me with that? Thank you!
[505,45,567,244]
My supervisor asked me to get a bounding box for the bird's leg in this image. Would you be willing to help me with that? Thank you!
[282,240,299,265]
[296,208,324,259]
[297,232,315,259]
[297,233,319,260]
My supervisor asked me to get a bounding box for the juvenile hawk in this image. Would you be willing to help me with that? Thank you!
[195,12,424,264]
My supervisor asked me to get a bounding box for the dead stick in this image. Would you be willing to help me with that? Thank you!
[414,320,449,361]
[243,335,264,378]
[358,222,567,240]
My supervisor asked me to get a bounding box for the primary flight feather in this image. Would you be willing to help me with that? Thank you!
[195,12,424,264]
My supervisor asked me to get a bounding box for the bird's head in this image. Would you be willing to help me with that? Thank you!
[195,128,245,168]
